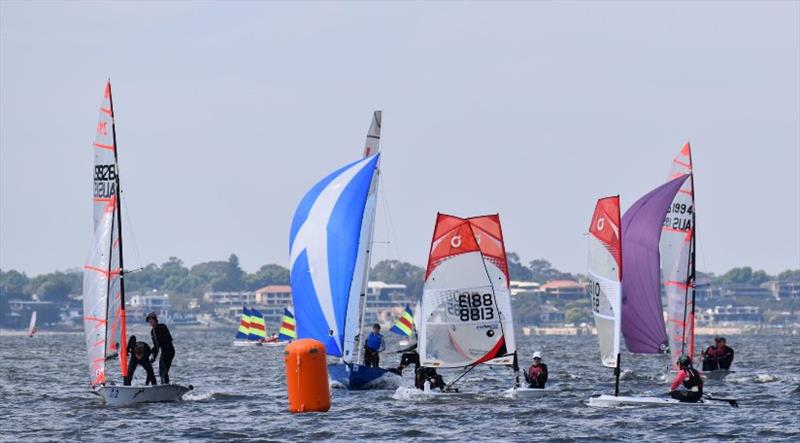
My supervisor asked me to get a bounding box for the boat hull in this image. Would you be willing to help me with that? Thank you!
[504,387,558,398]
[328,363,401,390]
[233,340,288,347]
[94,384,193,406]
[588,394,726,408]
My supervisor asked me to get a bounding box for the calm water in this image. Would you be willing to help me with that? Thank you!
[1,328,798,442]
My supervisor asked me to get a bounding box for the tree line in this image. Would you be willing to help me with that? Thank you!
[1,253,798,304]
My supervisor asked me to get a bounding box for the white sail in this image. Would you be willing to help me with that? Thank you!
[419,214,512,368]
[28,311,37,336]
[588,196,622,368]
[83,207,116,386]
[342,111,382,363]
[660,143,695,365]
[83,81,127,387]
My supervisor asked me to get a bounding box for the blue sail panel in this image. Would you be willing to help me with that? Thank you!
[289,154,380,357]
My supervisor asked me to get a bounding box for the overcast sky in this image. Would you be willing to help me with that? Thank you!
[1,1,798,277]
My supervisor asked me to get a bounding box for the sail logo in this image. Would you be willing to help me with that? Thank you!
[97,121,108,136]
[450,235,462,248]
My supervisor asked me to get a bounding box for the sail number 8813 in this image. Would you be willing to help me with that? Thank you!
[447,292,495,322]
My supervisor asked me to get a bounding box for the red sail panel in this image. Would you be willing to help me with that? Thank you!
[425,213,481,280]
[467,214,510,286]
[589,196,622,279]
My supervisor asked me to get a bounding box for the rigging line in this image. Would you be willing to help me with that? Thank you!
[377,174,401,260]
[119,189,144,271]
[445,362,479,391]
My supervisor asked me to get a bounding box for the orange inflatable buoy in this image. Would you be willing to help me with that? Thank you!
[284,339,331,413]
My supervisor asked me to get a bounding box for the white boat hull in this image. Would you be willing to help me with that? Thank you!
[233,340,288,347]
[588,394,726,408]
[94,384,192,406]
[503,387,558,398]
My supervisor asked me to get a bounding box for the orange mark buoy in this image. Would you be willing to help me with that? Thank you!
[284,339,331,413]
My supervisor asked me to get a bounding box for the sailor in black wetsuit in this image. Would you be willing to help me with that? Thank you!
[124,336,157,386]
[391,342,420,375]
[415,367,446,391]
[702,337,735,371]
[670,355,703,402]
[525,351,549,389]
[147,312,175,385]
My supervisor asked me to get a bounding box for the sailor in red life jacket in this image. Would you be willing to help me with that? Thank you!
[702,337,735,371]
[524,352,548,389]
[670,355,704,403]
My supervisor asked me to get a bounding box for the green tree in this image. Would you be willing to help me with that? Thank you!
[245,264,290,290]
[0,269,30,298]
[370,260,425,298]
[507,252,533,281]
[777,269,800,281]
[528,259,575,283]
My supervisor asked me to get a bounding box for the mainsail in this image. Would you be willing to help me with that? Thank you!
[289,154,381,357]
[390,304,415,337]
[28,311,37,337]
[278,307,297,341]
[587,196,623,368]
[248,308,267,341]
[82,81,128,387]
[660,143,696,365]
[621,174,689,354]
[418,213,515,368]
[235,307,254,340]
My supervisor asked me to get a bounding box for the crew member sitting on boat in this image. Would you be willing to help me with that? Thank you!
[702,337,735,371]
[525,351,549,389]
[147,312,176,385]
[670,355,703,403]
[124,336,157,386]
[363,323,385,368]
[262,333,279,343]
[415,367,446,391]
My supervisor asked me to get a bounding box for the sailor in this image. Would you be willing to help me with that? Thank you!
[393,342,420,375]
[124,337,157,386]
[525,351,549,389]
[363,323,385,368]
[147,312,176,385]
[702,337,735,371]
[415,367,446,391]
[670,355,704,402]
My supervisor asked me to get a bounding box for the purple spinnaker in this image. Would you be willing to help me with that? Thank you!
[621,174,690,353]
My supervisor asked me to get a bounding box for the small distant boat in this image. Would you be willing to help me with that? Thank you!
[233,307,268,346]
[390,304,414,347]
[28,311,37,337]
[417,213,520,394]
[82,81,192,405]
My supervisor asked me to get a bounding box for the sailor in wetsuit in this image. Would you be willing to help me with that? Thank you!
[415,367,446,391]
[147,312,176,385]
[391,342,420,375]
[363,324,385,368]
[123,336,157,386]
[525,351,549,389]
[702,337,735,371]
[670,355,704,402]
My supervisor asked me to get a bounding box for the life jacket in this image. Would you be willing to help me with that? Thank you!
[528,363,546,381]
[682,367,703,392]
[365,332,382,351]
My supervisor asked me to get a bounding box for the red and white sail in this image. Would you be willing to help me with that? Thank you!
[83,81,128,387]
[660,143,696,366]
[587,196,622,368]
[418,213,515,368]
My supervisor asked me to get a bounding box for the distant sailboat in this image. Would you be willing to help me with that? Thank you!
[278,307,297,342]
[290,112,399,389]
[82,81,191,405]
[233,307,268,346]
[28,311,37,337]
[390,304,414,346]
[417,213,519,393]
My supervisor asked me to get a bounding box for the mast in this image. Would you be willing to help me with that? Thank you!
[615,194,622,396]
[353,111,381,365]
[687,145,697,361]
[107,82,128,377]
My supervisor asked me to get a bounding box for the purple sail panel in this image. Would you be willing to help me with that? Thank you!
[621,174,689,353]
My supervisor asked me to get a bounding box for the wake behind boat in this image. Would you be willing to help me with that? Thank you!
[82,81,191,406]
[588,394,730,408]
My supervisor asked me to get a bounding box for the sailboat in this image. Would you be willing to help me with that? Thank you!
[232,307,268,346]
[28,311,37,337]
[588,146,731,407]
[289,111,400,389]
[416,213,519,395]
[390,304,414,346]
[82,81,192,406]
